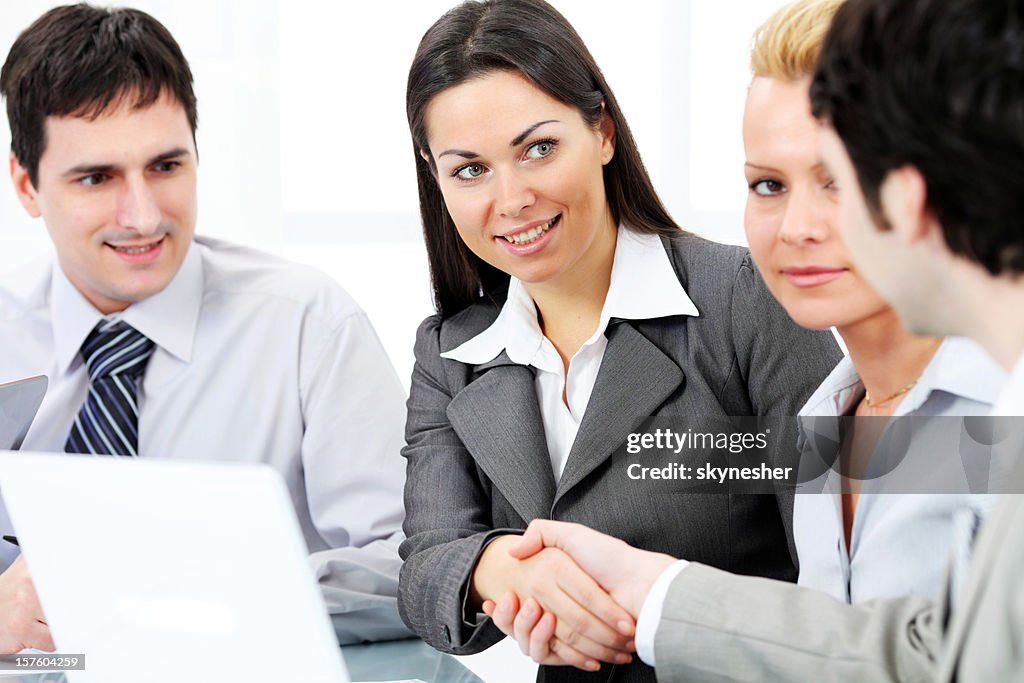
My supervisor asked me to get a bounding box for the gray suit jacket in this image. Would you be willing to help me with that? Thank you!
[938,490,1024,681]
[653,449,1024,682]
[398,233,842,682]
[654,562,940,682]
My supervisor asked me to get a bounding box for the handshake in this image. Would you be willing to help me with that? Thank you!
[471,521,677,672]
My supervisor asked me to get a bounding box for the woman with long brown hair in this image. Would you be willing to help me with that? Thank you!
[398,1,840,679]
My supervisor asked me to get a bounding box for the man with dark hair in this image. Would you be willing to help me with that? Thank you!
[811,0,1024,676]
[809,0,1024,338]
[484,0,1024,680]
[0,4,408,653]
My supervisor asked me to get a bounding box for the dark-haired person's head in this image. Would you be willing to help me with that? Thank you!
[407,0,679,317]
[810,0,1024,341]
[1,3,197,187]
[1,4,199,315]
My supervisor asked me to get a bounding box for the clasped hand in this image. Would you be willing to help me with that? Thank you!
[472,533,636,672]
[478,522,676,671]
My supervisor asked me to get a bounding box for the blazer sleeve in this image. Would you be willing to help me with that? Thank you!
[397,314,512,654]
[654,563,941,682]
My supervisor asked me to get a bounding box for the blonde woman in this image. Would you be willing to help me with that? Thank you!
[744,0,1003,606]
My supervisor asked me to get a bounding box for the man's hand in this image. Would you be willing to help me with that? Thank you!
[0,557,54,654]
[471,534,636,672]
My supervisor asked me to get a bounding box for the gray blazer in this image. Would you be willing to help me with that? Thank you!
[398,233,842,682]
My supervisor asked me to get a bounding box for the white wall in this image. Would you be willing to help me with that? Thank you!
[0,0,788,387]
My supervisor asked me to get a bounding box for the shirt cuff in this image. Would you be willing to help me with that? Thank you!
[635,559,689,666]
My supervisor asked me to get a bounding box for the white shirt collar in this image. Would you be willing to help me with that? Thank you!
[441,229,699,365]
[994,352,1024,415]
[51,243,203,374]
[799,336,1005,417]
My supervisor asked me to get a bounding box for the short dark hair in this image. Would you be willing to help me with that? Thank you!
[407,0,681,317]
[810,0,1024,275]
[0,3,198,187]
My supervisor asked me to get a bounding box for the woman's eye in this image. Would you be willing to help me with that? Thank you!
[455,163,486,180]
[525,140,556,159]
[751,179,785,196]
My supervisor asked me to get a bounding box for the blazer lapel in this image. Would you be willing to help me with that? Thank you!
[554,321,684,504]
[447,355,556,523]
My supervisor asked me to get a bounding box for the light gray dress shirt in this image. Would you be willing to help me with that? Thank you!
[0,236,410,642]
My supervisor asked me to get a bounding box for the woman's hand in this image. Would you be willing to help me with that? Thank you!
[471,535,635,671]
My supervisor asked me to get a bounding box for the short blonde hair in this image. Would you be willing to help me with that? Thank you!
[750,0,844,81]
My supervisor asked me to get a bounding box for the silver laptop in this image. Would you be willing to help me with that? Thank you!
[0,375,47,450]
[0,453,351,683]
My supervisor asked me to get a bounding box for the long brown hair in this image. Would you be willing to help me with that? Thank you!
[407,0,682,317]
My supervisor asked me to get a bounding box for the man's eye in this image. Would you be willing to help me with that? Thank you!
[154,161,180,173]
[78,173,107,187]
[455,164,486,180]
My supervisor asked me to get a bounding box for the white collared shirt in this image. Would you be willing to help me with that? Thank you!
[994,353,1024,415]
[0,238,408,613]
[793,337,1005,604]
[441,228,698,481]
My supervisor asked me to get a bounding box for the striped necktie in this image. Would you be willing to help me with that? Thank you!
[65,321,156,456]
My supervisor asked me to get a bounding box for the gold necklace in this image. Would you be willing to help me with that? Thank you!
[863,379,919,408]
